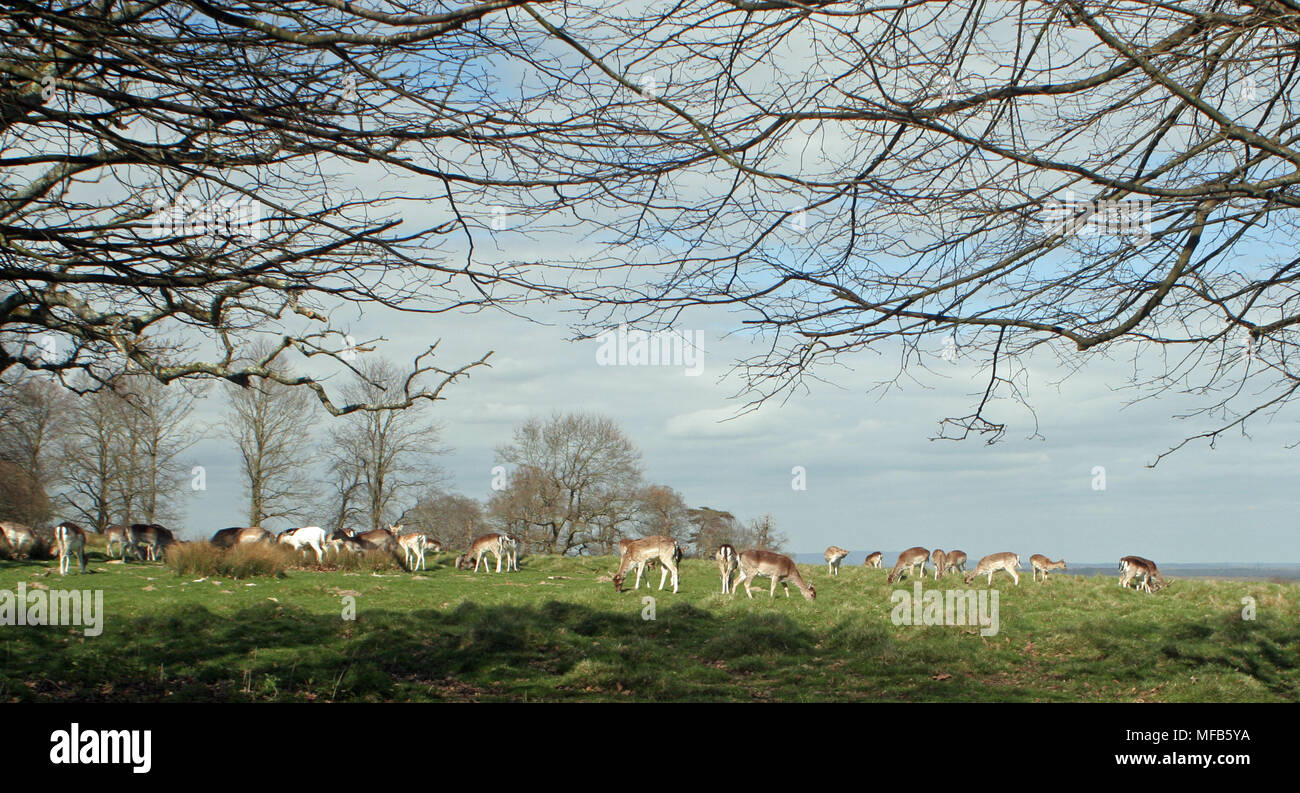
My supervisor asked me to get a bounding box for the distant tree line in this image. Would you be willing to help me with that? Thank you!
[1,370,787,555]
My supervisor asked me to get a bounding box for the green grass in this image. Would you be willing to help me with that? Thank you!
[0,539,1296,702]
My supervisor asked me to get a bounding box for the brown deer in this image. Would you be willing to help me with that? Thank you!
[1119,556,1167,593]
[824,546,850,575]
[944,550,968,575]
[1030,554,1067,583]
[613,536,681,593]
[210,526,273,548]
[965,552,1021,586]
[465,532,509,573]
[131,524,175,561]
[930,549,948,580]
[886,547,930,584]
[732,549,815,600]
[105,524,141,559]
[864,551,883,569]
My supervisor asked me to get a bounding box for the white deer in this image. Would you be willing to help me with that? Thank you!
[278,526,328,563]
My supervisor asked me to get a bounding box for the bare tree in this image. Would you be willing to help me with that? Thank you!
[494,412,643,555]
[321,359,448,533]
[742,514,787,555]
[401,490,487,550]
[58,387,126,533]
[8,1,1285,461]
[320,456,364,535]
[0,371,70,525]
[0,0,546,414]
[113,376,201,526]
[630,484,692,551]
[490,1,1300,460]
[226,355,319,526]
[686,507,743,558]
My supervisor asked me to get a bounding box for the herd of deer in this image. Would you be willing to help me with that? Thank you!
[610,539,1169,599]
[869,546,1168,593]
[2,518,1169,596]
[0,519,524,577]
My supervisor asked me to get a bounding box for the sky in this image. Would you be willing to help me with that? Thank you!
[178,293,1299,564]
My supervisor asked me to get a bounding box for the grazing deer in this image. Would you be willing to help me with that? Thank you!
[393,527,428,571]
[613,536,681,593]
[944,550,968,574]
[210,526,273,548]
[356,528,400,556]
[466,532,509,573]
[864,551,883,569]
[105,524,141,559]
[886,547,930,584]
[965,552,1021,586]
[1030,554,1067,583]
[0,521,36,559]
[131,524,175,561]
[1119,556,1167,593]
[54,521,87,575]
[278,526,328,563]
[618,537,663,579]
[824,546,850,575]
[931,549,948,580]
[716,544,738,594]
[325,530,370,557]
[732,549,815,600]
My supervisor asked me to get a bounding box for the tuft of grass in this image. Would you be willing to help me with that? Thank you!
[166,542,296,579]
[323,550,404,573]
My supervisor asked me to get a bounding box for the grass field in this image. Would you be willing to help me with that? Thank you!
[1,537,1296,702]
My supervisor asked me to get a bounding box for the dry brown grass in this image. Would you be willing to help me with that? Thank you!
[165,541,297,578]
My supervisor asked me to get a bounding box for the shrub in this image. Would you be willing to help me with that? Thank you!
[165,542,295,579]
[320,549,404,573]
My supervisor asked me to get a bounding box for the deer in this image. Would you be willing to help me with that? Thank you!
[864,551,883,569]
[731,549,815,600]
[1030,554,1067,583]
[618,537,663,580]
[54,521,88,575]
[886,547,930,584]
[131,524,175,561]
[391,526,429,571]
[1119,556,1167,593]
[613,536,681,593]
[0,521,36,559]
[716,544,738,593]
[210,526,273,548]
[278,526,329,563]
[105,524,141,559]
[325,529,370,557]
[944,550,968,574]
[466,532,509,573]
[501,534,520,572]
[824,546,850,575]
[355,527,400,556]
[931,549,948,580]
[965,552,1021,586]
